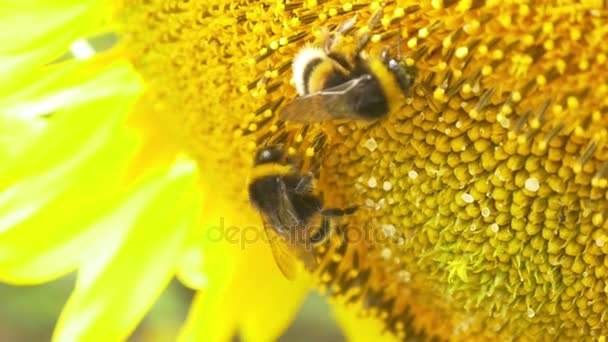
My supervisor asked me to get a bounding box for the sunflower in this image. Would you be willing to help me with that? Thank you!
[2,0,608,341]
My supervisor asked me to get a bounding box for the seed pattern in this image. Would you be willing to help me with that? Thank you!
[123,0,608,340]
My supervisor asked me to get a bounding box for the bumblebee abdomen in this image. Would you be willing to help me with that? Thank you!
[293,46,349,95]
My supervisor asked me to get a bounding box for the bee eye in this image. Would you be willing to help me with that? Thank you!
[388,59,416,95]
[254,146,285,165]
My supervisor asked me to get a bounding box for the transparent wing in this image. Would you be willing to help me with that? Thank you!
[280,75,374,123]
[275,180,303,228]
[263,220,301,280]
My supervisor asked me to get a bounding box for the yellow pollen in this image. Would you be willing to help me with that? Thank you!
[407,37,418,48]
[441,37,453,50]
[592,213,604,227]
[305,147,315,157]
[477,44,488,55]
[393,7,405,18]
[342,3,352,11]
[491,49,504,60]
[536,75,547,86]
[433,87,446,101]
[511,91,522,102]
[522,35,534,46]
[463,20,480,34]
[482,65,493,76]
[418,27,429,38]
[455,46,469,59]
[552,104,563,115]
[567,96,579,109]
[570,29,581,41]
[456,0,472,11]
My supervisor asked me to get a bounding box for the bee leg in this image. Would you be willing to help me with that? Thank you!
[335,13,359,35]
[324,14,360,53]
[320,206,359,217]
[309,216,331,244]
[354,6,385,56]
[294,173,314,194]
[324,18,354,53]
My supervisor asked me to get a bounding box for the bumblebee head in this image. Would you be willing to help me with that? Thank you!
[254,146,285,165]
[385,56,417,95]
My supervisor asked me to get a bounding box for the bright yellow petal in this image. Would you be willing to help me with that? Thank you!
[0,62,143,283]
[0,0,106,86]
[179,212,311,342]
[0,61,142,184]
[0,119,139,283]
[0,115,45,161]
[178,241,238,342]
[0,59,142,118]
[0,0,101,53]
[53,158,203,342]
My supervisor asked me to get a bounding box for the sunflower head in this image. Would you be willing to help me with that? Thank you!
[4,0,608,340]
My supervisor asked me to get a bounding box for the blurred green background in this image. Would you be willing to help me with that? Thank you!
[0,276,344,341]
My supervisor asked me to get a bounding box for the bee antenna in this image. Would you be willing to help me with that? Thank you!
[355,5,386,56]
[305,149,327,177]
[397,20,402,60]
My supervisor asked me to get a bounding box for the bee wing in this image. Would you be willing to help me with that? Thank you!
[260,179,307,280]
[276,180,304,228]
[280,75,374,123]
[262,221,301,280]
[265,181,319,278]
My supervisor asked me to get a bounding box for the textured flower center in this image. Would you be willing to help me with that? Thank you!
[122,0,608,339]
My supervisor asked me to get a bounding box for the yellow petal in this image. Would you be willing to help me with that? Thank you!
[0,62,142,185]
[0,0,105,86]
[179,212,311,342]
[0,0,101,53]
[0,115,46,161]
[0,96,140,283]
[0,60,142,119]
[53,158,203,342]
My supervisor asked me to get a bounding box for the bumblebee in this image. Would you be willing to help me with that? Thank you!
[280,8,417,123]
[248,146,357,279]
